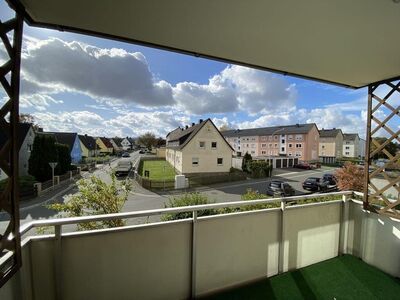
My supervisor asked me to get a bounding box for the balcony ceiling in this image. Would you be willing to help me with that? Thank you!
[10,0,400,88]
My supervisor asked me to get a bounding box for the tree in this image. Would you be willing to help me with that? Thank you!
[371,137,398,160]
[28,135,58,182]
[20,113,40,130]
[156,137,166,147]
[49,173,131,230]
[241,152,253,173]
[55,143,71,175]
[137,132,157,150]
[334,162,364,192]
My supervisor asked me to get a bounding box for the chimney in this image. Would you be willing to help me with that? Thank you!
[185,125,189,129]
[199,119,203,124]
[296,123,300,127]
[37,127,43,132]
[191,122,195,127]
[85,134,88,137]
[333,127,336,130]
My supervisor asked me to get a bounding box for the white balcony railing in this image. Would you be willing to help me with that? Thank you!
[1,191,399,300]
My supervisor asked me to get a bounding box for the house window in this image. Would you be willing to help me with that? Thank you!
[192,157,199,166]
[262,144,266,147]
[288,152,292,156]
[27,144,32,151]
[268,136,272,141]
[281,147,285,151]
[211,142,217,149]
[296,144,302,148]
[199,141,205,149]
[251,151,255,154]
[274,143,278,148]
[274,136,278,140]
[261,151,266,154]
[295,152,302,157]
[322,145,325,149]
[345,152,350,155]
[217,158,223,165]
[269,143,272,148]
[295,135,303,140]
[288,135,293,140]
[281,139,285,143]
[289,144,292,148]
[345,146,350,150]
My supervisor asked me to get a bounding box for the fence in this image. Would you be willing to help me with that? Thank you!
[35,168,82,196]
[136,173,175,190]
[188,172,246,187]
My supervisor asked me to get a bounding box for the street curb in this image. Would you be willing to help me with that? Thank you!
[0,183,77,217]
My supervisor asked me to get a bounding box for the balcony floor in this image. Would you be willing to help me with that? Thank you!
[204,255,400,300]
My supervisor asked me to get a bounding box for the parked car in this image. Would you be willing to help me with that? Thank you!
[294,162,313,170]
[121,152,130,158]
[139,149,145,154]
[322,174,337,186]
[266,180,296,197]
[302,177,328,191]
[115,160,132,177]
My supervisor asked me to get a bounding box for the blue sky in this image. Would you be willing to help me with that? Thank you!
[0,2,374,139]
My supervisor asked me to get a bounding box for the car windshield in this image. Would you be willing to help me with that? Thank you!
[306,178,318,182]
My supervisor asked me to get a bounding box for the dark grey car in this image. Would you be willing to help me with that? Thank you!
[266,180,296,197]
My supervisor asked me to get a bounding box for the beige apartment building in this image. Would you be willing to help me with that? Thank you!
[343,133,360,158]
[223,123,319,162]
[319,128,344,164]
[166,119,233,174]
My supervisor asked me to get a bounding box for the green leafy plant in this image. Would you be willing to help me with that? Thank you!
[48,173,131,230]
[162,193,217,221]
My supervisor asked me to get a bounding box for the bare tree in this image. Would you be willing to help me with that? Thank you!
[137,132,157,149]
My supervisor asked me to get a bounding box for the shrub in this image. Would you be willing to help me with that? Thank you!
[242,152,252,173]
[0,175,36,191]
[162,193,218,221]
[28,135,58,182]
[48,173,131,230]
[334,162,364,192]
[248,160,272,178]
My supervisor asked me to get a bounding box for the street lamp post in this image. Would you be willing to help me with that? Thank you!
[49,162,58,188]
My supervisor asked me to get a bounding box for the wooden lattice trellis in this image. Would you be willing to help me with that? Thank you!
[0,10,23,287]
[364,81,400,219]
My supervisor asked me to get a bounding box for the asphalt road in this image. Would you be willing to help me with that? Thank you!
[0,157,337,232]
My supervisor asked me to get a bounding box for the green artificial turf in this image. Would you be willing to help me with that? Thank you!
[141,160,176,180]
[204,255,400,300]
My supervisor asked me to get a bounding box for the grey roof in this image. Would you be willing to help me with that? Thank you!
[111,137,123,147]
[222,123,317,138]
[167,120,207,150]
[47,132,77,152]
[167,119,233,151]
[0,123,32,151]
[319,128,343,138]
[78,134,97,150]
[343,133,359,141]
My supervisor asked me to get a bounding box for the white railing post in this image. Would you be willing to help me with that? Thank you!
[278,198,286,274]
[339,193,350,255]
[191,210,198,299]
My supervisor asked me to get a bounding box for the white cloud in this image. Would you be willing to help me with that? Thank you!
[174,65,297,115]
[20,94,63,111]
[33,110,189,138]
[21,38,174,107]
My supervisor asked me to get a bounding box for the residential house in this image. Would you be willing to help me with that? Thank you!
[50,132,83,164]
[96,137,114,155]
[78,134,98,158]
[359,138,366,159]
[319,128,344,164]
[222,123,319,162]
[166,119,233,174]
[0,123,35,181]
[128,137,136,150]
[343,134,360,158]
[120,137,132,151]
[110,138,123,153]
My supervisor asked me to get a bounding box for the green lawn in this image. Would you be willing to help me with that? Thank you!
[204,255,400,300]
[141,160,176,180]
